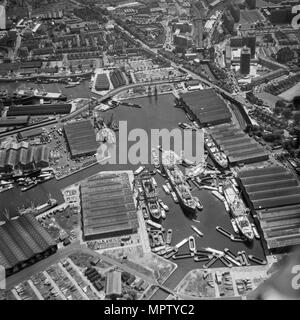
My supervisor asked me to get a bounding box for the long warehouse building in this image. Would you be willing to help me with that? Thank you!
[210,123,269,165]
[237,165,300,251]
[181,89,232,126]
[7,104,72,116]
[0,214,57,276]
[80,172,138,241]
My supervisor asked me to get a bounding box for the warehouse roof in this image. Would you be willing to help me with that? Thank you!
[17,128,43,140]
[238,166,300,210]
[0,214,56,270]
[181,89,231,125]
[64,120,98,157]
[7,104,72,117]
[105,271,122,297]
[80,172,138,240]
[256,204,300,249]
[0,116,29,127]
[0,150,6,167]
[34,145,50,163]
[210,124,269,164]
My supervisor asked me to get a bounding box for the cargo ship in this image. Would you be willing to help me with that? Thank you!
[162,151,197,216]
[204,129,228,170]
[18,195,58,216]
[223,181,254,241]
[140,170,162,221]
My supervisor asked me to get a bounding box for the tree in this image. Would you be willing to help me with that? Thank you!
[282,108,292,119]
[275,100,286,109]
[276,47,294,64]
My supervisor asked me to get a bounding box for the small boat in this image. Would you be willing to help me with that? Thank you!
[149,169,156,176]
[191,225,203,237]
[0,185,13,193]
[189,236,196,253]
[231,218,239,234]
[178,122,189,129]
[151,148,160,169]
[171,191,179,203]
[151,177,157,188]
[175,237,189,249]
[161,208,166,219]
[166,229,173,245]
[156,168,167,178]
[134,166,145,176]
[142,207,149,219]
[158,233,165,246]
[21,181,37,192]
[251,223,260,239]
[193,196,203,210]
[162,184,170,195]
[158,199,169,211]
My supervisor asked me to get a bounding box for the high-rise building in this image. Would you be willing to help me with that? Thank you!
[240,46,251,75]
[230,34,256,58]
[0,5,6,30]
[244,32,256,58]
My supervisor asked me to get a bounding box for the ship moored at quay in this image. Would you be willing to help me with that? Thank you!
[203,129,228,170]
[223,181,254,241]
[162,151,197,217]
[139,170,162,221]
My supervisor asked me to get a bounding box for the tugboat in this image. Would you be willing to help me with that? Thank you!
[151,148,160,169]
[223,181,254,241]
[162,151,197,216]
[203,129,228,170]
[139,170,162,221]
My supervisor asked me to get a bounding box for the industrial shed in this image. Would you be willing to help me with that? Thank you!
[0,144,50,172]
[181,89,232,126]
[237,165,300,251]
[17,127,43,141]
[210,124,269,165]
[238,166,300,210]
[64,119,98,158]
[80,172,138,241]
[105,271,122,298]
[0,214,57,276]
[7,103,72,117]
[257,204,300,250]
[95,73,110,91]
[0,116,29,127]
